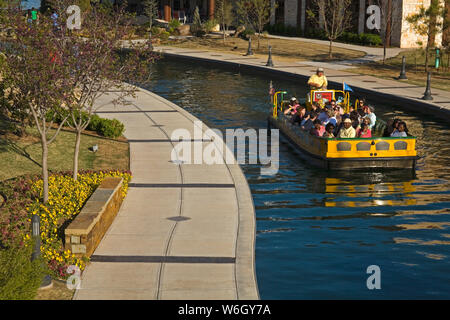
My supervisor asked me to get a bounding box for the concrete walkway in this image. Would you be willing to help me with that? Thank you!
[74,88,258,300]
[155,45,450,118]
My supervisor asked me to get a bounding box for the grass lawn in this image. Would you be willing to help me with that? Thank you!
[349,48,450,92]
[165,35,366,63]
[34,280,75,300]
[0,120,129,181]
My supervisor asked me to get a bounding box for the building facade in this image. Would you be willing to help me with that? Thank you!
[125,0,216,21]
[270,0,449,48]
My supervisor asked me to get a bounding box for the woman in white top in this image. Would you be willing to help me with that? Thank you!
[390,121,408,137]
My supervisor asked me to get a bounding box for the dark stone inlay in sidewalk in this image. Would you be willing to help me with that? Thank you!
[96,110,178,113]
[167,216,191,221]
[90,255,236,263]
[128,183,235,188]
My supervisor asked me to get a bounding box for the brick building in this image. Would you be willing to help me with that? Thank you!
[270,0,449,48]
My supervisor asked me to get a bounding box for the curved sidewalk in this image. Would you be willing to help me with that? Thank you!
[74,88,259,300]
[155,45,450,120]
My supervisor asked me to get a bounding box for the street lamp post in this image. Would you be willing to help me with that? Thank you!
[31,215,53,289]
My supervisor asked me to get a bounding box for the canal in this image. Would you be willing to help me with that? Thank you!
[143,56,450,299]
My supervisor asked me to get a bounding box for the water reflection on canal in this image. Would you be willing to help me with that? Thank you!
[143,56,450,299]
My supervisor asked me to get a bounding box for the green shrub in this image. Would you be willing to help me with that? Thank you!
[240,27,255,39]
[45,110,125,138]
[97,118,124,138]
[0,243,45,300]
[159,30,170,40]
[150,26,160,35]
[338,32,382,46]
[203,19,218,33]
[168,19,181,30]
[86,114,102,132]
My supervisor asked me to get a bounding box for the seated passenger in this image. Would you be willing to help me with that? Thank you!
[318,108,329,123]
[311,101,321,114]
[338,118,356,138]
[310,119,325,137]
[349,111,360,129]
[284,97,300,116]
[291,105,307,125]
[358,99,368,110]
[301,112,318,131]
[363,105,376,130]
[362,116,372,129]
[323,108,337,127]
[390,121,408,137]
[384,118,401,137]
[357,122,372,138]
[323,123,336,138]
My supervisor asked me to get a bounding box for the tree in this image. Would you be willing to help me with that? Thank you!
[191,6,203,36]
[307,0,353,58]
[406,0,448,72]
[0,6,71,203]
[236,0,274,49]
[43,0,155,181]
[216,0,234,43]
[0,1,154,202]
[142,0,158,50]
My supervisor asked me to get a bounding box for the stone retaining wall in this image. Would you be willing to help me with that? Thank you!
[65,177,124,257]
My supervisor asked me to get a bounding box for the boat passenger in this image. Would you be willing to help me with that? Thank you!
[390,121,408,137]
[318,108,329,123]
[349,111,361,129]
[357,122,372,138]
[310,119,325,137]
[338,118,356,138]
[384,118,401,137]
[307,67,328,91]
[323,108,337,127]
[363,106,376,130]
[284,97,300,116]
[311,101,321,114]
[323,123,336,138]
[301,112,318,131]
[358,99,368,110]
[291,105,307,125]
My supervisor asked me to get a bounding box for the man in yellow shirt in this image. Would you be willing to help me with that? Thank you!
[308,67,328,90]
[338,118,356,138]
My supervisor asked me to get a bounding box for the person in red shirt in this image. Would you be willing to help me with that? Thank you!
[356,122,372,138]
[310,119,325,137]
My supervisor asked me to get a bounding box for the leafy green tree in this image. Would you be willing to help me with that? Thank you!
[236,0,274,49]
[406,0,449,72]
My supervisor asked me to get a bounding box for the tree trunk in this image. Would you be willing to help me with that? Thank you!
[329,39,333,58]
[383,42,386,64]
[73,129,81,181]
[41,137,49,204]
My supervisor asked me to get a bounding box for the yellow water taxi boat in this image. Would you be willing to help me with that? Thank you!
[268,89,418,170]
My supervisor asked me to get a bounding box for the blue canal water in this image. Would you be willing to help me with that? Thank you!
[143,56,450,299]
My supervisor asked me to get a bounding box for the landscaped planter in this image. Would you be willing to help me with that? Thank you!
[64,177,124,258]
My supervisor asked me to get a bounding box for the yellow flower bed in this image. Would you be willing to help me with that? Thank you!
[26,170,131,279]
